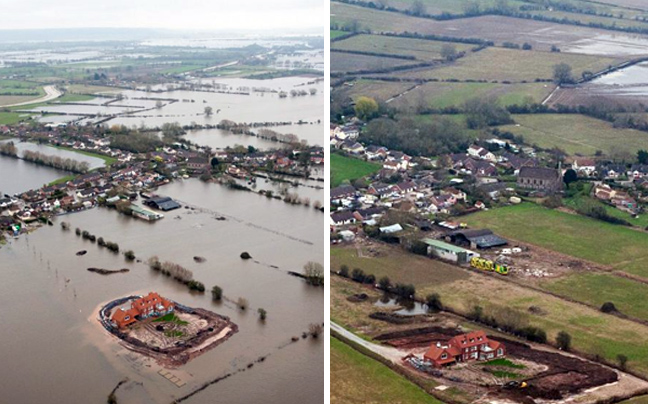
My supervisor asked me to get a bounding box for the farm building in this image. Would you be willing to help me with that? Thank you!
[448,229,507,249]
[422,238,479,263]
[130,205,164,221]
[144,196,181,211]
[423,331,505,368]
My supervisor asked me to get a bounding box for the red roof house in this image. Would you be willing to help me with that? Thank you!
[424,331,505,368]
[110,292,175,329]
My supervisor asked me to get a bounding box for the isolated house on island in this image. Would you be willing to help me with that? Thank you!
[424,331,505,368]
[111,292,175,329]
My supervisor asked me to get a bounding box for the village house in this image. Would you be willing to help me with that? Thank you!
[330,210,356,226]
[423,331,505,368]
[467,145,496,162]
[571,157,597,176]
[111,292,175,329]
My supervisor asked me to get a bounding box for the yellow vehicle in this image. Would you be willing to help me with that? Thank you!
[470,257,509,275]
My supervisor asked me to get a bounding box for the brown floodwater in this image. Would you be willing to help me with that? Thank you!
[0,178,323,403]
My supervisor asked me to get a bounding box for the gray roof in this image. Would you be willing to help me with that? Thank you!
[519,166,559,180]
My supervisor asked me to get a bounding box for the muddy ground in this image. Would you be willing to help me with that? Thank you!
[375,325,618,401]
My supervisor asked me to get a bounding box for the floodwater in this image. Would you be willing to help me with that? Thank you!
[0,154,70,195]
[0,178,323,403]
[374,296,429,316]
[184,128,281,150]
[563,34,648,57]
[1,139,105,170]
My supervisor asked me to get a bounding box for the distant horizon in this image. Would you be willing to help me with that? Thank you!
[0,0,323,31]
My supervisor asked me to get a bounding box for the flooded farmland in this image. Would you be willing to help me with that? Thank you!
[0,178,324,403]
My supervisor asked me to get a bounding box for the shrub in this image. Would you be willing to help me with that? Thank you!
[308,323,323,338]
[258,308,267,321]
[617,354,628,370]
[378,276,391,291]
[556,331,571,351]
[426,293,442,312]
[211,285,223,301]
[351,268,366,283]
[98,237,105,247]
[237,297,249,310]
[148,256,162,271]
[339,265,349,278]
[124,250,136,261]
[393,283,415,299]
[364,274,376,285]
[303,261,324,286]
[601,302,618,313]
[187,280,205,292]
[75,227,81,236]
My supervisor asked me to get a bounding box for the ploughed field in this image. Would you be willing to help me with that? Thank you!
[331,3,648,56]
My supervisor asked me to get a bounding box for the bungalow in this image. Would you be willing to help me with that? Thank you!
[571,157,596,176]
[330,210,356,226]
[424,331,505,368]
[365,145,388,160]
[467,145,496,162]
[341,141,365,155]
[331,185,357,205]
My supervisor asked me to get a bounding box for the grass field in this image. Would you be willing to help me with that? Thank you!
[388,81,553,110]
[331,153,381,187]
[331,247,648,376]
[331,30,348,39]
[332,34,474,62]
[564,192,648,228]
[0,112,30,125]
[394,47,620,82]
[462,203,648,278]
[621,396,648,404]
[543,273,648,322]
[332,51,419,73]
[498,114,648,156]
[331,336,443,404]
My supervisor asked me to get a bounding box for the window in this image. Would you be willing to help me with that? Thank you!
[497,349,503,356]
[441,353,447,359]
[124,316,130,321]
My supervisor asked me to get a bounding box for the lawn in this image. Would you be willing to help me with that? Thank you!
[563,192,648,228]
[621,396,648,404]
[462,203,648,279]
[331,269,648,377]
[332,34,474,62]
[340,79,415,104]
[395,47,620,82]
[331,153,381,187]
[498,114,648,156]
[388,81,553,110]
[543,273,648,322]
[0,112,30,125]
[331,336,443,404]
[153,313,188,325]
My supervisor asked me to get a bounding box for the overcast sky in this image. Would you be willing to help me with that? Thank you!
[0,0,324,31]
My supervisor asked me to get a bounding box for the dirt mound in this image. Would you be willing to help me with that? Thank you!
[347,293,368,303]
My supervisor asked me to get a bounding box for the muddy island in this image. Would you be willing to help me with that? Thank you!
[98,292,237,367]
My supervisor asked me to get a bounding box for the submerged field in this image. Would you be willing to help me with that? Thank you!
[498,114,648,156]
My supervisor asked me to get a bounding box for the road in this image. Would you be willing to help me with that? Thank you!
[331,321,404,363]
[4,85,62,107]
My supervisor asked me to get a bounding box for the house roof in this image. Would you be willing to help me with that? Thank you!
[519,166,559,180]
[422,238,474,254]
[450,229,508,249]
[331,210,355,223]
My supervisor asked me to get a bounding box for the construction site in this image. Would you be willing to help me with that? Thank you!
[99,296,238,368]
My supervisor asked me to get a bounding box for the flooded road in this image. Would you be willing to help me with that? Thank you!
[0,179,323,403]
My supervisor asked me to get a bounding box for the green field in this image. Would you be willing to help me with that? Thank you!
[331,336,443,404]
[51,145,117,166]
[389,81,553,110]
[543,273,648,322]
[331,153,381,187]
[621,396,648,404]
[564,191,648,228]
[394,47,620,82]
[462,203,648,279]
[331,30,348,39]
[498,114,648,156]
[0,112,30,125]
[332,51,419,73]
[330,254,648,376]
[332,34,474,62]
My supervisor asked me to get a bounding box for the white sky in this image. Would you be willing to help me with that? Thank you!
[0,0,324,31]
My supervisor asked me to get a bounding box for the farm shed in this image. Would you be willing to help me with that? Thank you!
[422,238,479,263]
[448,229,507,249]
